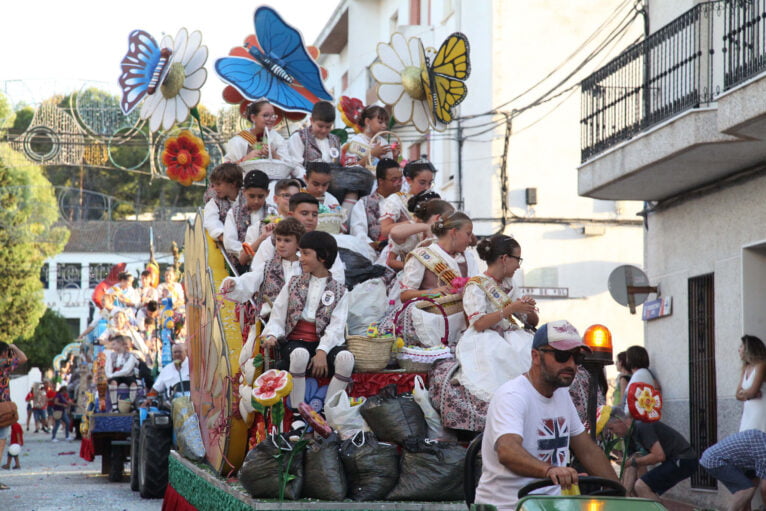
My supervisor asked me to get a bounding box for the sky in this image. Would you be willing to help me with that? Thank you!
[0,0,341,110]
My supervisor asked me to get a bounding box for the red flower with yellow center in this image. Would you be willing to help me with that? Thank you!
[162,130,210,186]
[627,382,662,422]
[251,369,293,407]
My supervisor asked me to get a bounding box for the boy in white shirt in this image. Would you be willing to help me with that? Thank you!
[262,231,354,409]
[203,162,243,243]
[223,170,275,270]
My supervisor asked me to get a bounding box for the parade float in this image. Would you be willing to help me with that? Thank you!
[104,6,478,510]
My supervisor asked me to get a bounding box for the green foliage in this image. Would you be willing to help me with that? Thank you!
[0,143,69,344]
[0,92,16,133]
[10,105,34,134]
[14,308,73,370]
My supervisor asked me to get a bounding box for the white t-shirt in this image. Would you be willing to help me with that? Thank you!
[475,375,585,511]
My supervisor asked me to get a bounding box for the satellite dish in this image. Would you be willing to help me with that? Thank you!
[608,265,658,314]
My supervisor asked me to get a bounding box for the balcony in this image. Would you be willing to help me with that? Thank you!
[578,0,766,201]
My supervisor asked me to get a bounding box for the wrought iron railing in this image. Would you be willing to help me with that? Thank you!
[581,2,722,162]
[723,0,766,89]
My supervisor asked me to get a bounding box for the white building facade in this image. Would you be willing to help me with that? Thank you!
[578,0,766,507]
[314,0,646,363]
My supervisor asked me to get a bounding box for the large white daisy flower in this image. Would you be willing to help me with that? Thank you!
[140,28,208,132]
[371,32,433,133]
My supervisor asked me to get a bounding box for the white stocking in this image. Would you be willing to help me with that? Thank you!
[327,350,354,402]
[288,348,310,408]
[129,383,137,402]
[108,383,118,408]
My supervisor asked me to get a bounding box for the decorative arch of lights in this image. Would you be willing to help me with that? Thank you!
[5,85,253,180]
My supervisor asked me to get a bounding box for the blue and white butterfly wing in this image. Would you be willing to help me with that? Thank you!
[254,6,333,102]
[215,56,275,100]
[118,30,162,115]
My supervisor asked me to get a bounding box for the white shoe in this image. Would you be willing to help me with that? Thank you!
[51,438,58,443]
[66,438,74,442]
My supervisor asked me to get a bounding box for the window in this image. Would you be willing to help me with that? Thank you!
[688,273,717,490]
[40,263,49,289]
[88,263,112,288]
[56,263,82,290]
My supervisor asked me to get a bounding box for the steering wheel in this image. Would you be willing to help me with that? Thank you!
[518,476,626,499]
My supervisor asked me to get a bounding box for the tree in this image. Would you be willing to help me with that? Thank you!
[14,308,73,370]
[0,143,69,344]
[0,92,15,134]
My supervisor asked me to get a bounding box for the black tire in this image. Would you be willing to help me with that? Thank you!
[108,445,125,482]
[130,414,141,491]
[101,442,111,475]
[138,420,172,499]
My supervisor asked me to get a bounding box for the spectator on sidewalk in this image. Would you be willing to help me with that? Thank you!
[50,386,75,442]
[701,429,766,511]
[605,407,698,500]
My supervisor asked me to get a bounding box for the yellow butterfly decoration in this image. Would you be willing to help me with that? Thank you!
[371,32,471,133]
[421,33,471,125]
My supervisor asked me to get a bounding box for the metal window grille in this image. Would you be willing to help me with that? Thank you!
[56,263,82,290]
[688,273,718,490]
[723,0,766,90]
[88,263,113,289]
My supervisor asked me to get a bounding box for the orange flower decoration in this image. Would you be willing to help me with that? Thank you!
[627,382,662,422]
[162,130,210,186]
[338,96,364,133]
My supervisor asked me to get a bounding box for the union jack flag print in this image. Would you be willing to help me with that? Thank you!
[536,416,569,466]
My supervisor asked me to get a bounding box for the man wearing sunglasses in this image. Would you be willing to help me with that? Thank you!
[475,320,618,510]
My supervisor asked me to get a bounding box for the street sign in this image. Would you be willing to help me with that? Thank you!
[519,287,569,298]
[642,296,672,321]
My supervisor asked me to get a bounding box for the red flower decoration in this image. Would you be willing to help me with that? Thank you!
[297,401,333,438]
[450,276,470,294]
[161,130,209,186]
[338,96,364,133]
[627,382,662,422]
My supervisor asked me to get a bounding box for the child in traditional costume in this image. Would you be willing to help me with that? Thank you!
[343,105,399,169]
[223,170,276,270]
[248,193,346,285]
[379,158,436,239]
[105,335,139,411]
[262,231,354,409]
[286,101,340,180]
[429,235,538,432]
[203,162,243,243]
[272,178,301,219]
[221,217,305,319]
[223,100,291,174]
[303,162,341,211]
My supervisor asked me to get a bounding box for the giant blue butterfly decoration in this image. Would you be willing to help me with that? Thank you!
[215,6,333,113]
[118,30,172,115]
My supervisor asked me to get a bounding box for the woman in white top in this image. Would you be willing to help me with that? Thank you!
[386,196,453,271]
[105,335,138,411]
[736,334,766,432]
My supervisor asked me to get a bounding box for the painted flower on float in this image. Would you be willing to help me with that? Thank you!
[251,369,293,407]
[162,130,209,185]
[297,401,333,438]
[371,33,433,133]
[595,404,612,435]
[140,28,208,132]
[627,383,662,422]
[337,96,364,133]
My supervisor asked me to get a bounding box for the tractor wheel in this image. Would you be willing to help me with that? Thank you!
[138,420,172,499]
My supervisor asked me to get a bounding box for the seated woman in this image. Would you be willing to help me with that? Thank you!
[105,335,139,411]
[392,212,479,348]
[430,235,538,433]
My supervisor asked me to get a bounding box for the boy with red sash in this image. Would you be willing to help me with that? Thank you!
[261,231,354,409]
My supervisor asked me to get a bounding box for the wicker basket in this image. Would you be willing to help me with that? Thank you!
[394,297,449,347]
[316,211,345,234]
[415,293,464,316]
[346,335,395,372]
[397,345,452,373]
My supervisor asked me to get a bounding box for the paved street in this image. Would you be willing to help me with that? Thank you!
[0,427,161,511]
